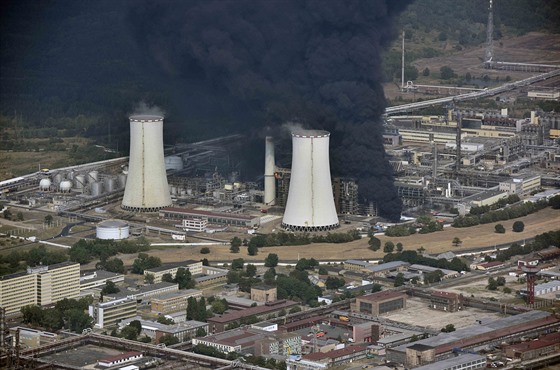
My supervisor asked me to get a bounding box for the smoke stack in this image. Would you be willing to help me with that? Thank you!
[264,136,276,206]
[282,130,339,232]
[122,115,172,212]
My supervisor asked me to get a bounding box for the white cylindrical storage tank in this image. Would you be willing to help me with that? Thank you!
[39,178,52,190]
[104,177,116,193]
[88,171,99,183]
[59,180,72,193]
[91,181,103,197]
[264,136,276,206]
[74,174,86,189]
[282,130,339,232]
[164,155,184,171]
[53,173,63,185]
[122,115,172,212]
[118,173,127,188]
[96,219,129,240]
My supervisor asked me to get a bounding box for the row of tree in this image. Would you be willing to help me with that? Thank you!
[453,199,549,228]
[21,297,93,333]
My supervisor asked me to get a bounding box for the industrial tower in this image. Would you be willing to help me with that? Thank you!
[122,115,172,212]
[282,130,339,232]
[485,0,494,67]
[522,265,540,305]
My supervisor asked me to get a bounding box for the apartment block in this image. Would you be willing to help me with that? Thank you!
[0,262,80,316]
[151,289,202,314]
[89,297,137,328]
[144,260,203,284]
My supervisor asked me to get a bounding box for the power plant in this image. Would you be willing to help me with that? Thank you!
[121,115,172,212]
[281,130,339,232]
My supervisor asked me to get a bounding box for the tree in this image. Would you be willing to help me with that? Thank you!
[465,72,472,82]
[394,273,405,287]
[512,221,525,232]
[231,258,244,270]
[396,242,404,252]
[42,309,64,331]
[196,327,207,337]
[3,209,12,220]
[487,277,498,290]
[452,237,462,247]
[325,276,346,290]
[144,273,155,284]
[441,324,455,333]
[230,237,242,253]
[496,276,506,286]
[101,281,120,295]
[65,309,93,333]
[44,215,53,225]
[368,236,381,251]
[371,284,382,293]
[264,253,279,267]
[159,334,180,345]
[247,243,258,256]
[201,258,209,266]
[263,268,276,285]
[245,264,257,277]
[162,273,174,283]
[383,241,395,254]
[440,66,455,80]
[211,299,228,314]
[186,297,197,320]
[175,267,196,289]
[422,67,430,76]
[200,247,210,254]
[157,316,174,325]
[495,224,506,234]
[121,325,139,340]
[16,212,24,221]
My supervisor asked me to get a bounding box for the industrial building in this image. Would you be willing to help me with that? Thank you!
[250,285,277,303]
[429,291,463,312]
[387,310,560,367]
[159,207,260,228]
[282,130,339,232]
[143,260,202,284]
[207,300,298,333]
[192,327,302,357]
[502,332,560,361]
[413,353,486,370]
[122,115,172,212]
[150,289,202,314]
[119,316,208,343]
[351,291,407,316]
[0,262,80,315]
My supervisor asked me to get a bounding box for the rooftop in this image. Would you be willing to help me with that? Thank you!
[161,207,256,221]
[414,354,486,370]
[358,290,406,302]
[365,261,410,273]
[208,300,297,324]
[145,261,199,273]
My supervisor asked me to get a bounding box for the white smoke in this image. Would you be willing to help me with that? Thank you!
[130,101,166,117]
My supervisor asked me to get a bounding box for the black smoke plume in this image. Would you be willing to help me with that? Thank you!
[129,0,411,221]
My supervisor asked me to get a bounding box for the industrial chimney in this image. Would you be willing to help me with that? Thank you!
[264,136,276,206]
[282,130,339,232]
[122,115,172,212]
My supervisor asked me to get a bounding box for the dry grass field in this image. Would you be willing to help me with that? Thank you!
[116,207,559,266]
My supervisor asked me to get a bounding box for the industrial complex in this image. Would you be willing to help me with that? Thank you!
[1,1,560,369]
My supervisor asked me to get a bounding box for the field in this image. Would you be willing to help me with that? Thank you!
[113,207,559,266]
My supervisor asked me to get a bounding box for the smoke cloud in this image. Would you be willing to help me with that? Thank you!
[129,0,410,221]
[131,101,166,118]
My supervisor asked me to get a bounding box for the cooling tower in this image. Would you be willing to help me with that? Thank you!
[264,136,276,206]
[282,130,339,232]
[122,115,172,212]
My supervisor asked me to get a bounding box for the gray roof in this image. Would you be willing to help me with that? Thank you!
[345,259,370,267]
[408,264,457,275]
[366,261,410,273]
[393,310,551,352]
[414,353,486,370]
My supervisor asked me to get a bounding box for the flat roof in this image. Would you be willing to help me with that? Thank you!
[414,354,485,370]
[358,290,406,302]
[366,261,410,273]
[161,207,256,221]
[208,300,297,323]
[145,260,199,273]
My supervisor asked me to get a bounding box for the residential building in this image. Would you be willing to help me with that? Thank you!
[351,291,407,316]
[0,262,80,315]
[89,297,137,328]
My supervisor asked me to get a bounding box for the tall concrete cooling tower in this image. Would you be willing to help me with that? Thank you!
[122,115,172,212]
[282,130,339,232]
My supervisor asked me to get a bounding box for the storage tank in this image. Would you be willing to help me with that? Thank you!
[165,155,184,171]
[88,171,99,183]
[122,115,172,212]
[96,219,129,240]
[39,178,52,190]
[90,181,103,197]
[74,174,86,190]
[118,173,127,188]
[59,180,73,193]
[282,130,339,232]
[104,177,116,193]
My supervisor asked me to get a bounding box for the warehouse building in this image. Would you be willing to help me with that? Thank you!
[351,291,407,316]
[159,207,260,228]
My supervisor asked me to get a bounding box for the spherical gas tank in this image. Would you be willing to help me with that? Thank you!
[59,180,72,192]
[39,178,52,190]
